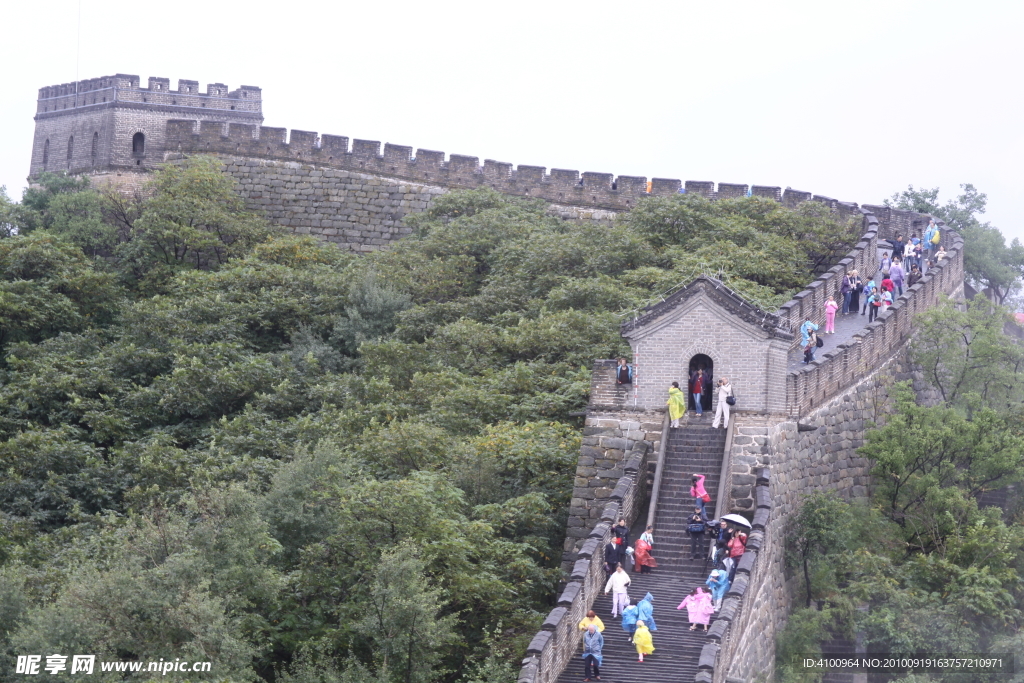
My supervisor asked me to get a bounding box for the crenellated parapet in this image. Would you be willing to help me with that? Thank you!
[36,75,261,118]
[164,120,793,212]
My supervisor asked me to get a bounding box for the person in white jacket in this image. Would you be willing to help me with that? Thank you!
[604,564,631,617]
[712,377,733,429]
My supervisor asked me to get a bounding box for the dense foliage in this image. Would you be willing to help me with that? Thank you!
[778,299,1024,683]
[0,161,857,682]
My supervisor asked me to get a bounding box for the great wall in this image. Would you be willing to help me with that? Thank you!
[28,74,968,683]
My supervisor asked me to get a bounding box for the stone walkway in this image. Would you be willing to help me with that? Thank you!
[787,245,925,372]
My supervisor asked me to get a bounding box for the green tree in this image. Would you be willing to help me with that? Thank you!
[116,156,279,290]
[859,384,1024,553]
[888,184,1024,305]
[358,546,457,683]
[910,297,1024,410]
[786,491,855,607]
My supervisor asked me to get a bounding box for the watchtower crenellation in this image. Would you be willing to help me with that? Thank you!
[30,74,262,180]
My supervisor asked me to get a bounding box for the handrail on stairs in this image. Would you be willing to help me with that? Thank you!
[646,411,671,528]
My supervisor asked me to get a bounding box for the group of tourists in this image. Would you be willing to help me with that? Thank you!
[667,372,734,429]
[583,588,657,671]
[806,227,946,364]
[585,471,748,673]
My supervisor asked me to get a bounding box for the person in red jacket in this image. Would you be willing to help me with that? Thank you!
[880,276,895,294]
[724,532,747,582]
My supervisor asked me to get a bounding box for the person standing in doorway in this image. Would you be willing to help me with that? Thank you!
[713,377,733,429]
[615,357,632,387]
[667,382,686,428]
[691,368,706,417]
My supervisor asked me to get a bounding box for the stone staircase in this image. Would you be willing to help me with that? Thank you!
[555,422,729,683]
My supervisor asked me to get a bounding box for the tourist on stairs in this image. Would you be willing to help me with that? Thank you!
[633,620,655,662]
[604,565,631,617]
[711,520,733,567]
[634,532,657,574]
[582,624,604,680]
[621,600,638,642]
[603,540,621,578]
[636,592,657,631]
[677,587,714,632]
[723,531,747,582]
[579,610,605,633]
[667,382,687,429]
[706,569,730,612]
[691,474,710,515]
[688,507,708,560]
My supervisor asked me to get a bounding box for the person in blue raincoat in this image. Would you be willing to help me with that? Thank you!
[636,592,657,631]
[582,624,603,680]
[706,569,730,612]
[621,600,639,641]
[800,320,818,347]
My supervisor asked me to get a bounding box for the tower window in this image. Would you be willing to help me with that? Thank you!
[91,132,98,165]
[230,105,235,110]
[43,139,49,169]
[132,132,145,156]
[67,136,74,167]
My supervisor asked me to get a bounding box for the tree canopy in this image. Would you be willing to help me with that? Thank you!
[0,161,861,682]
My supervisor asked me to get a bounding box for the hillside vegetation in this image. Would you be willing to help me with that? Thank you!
[0,159,859,682]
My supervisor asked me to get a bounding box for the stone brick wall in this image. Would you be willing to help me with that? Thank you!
[30,74,262,179]
[563,408,663,571]
[718,350,944,683]
[519,442,652,683]
[786,226,964,416]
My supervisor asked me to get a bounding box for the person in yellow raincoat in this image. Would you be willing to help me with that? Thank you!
[667,382,687,429]
[633,619,655,662]
[578,610,605,633]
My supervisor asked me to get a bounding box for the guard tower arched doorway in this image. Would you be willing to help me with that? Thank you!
[687,354,714,412]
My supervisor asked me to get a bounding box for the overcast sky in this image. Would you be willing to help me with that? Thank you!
[2,0,1021,241]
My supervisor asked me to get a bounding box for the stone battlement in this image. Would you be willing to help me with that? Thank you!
[36,75,261,118]
[165,119,802,212]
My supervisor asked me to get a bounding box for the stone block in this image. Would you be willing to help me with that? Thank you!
[698,642,720,670]
[707,618,729,643]
[558,581,582,606]
[737,550,757,575]
[526,630,551,655]
[599,437,630,450]
[726,573,749,598]
[718,597,741,622]
[541,606,567,631]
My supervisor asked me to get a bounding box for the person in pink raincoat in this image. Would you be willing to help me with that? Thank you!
[677,587,714,632]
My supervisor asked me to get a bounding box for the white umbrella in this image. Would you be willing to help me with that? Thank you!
[721,513,752,529]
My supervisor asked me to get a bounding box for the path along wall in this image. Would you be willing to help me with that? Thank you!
[161,119,899,252]
[519,439,652,683]
[713,234,963,682]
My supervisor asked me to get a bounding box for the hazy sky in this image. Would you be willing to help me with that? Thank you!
[2,1,1021,241]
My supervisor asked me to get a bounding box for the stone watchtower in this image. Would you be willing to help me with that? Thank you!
[28,74,262,179]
